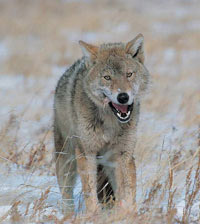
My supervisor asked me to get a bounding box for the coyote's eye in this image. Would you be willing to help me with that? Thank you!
[126,72,133,78]
[104,75,111,80]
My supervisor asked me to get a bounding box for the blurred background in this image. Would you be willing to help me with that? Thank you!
[0,0,199,222]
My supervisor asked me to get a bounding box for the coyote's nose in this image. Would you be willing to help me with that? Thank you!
[117,93,129,104]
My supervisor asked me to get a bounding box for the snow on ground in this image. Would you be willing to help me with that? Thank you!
[0,71,86,221]
[0,0,200,222]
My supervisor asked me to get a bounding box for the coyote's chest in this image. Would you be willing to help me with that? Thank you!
[78,115,124,152]
[101,121,122,144]
[95,118,124,150]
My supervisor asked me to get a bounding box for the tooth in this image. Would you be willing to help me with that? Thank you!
[116,111,131,120]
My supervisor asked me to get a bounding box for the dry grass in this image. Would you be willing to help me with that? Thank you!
[0,0,200,223]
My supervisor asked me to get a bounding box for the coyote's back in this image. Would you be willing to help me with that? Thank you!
[54,34,150,214]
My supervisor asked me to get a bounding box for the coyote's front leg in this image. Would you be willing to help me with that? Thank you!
[115,151,136,209]
[76,148,100,214]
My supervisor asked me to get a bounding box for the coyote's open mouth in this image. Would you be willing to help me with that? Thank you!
[109,102,134,123]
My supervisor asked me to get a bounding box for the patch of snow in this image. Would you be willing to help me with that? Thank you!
[0,164,85,220]
[181,50,200,69]
[0,73,62,151]
[82,32,98,43]
[0,205,11,215]
[175,8,189,19]
[187,20,200,31]
[74,175,84,213]
[0,74,25,90]
[0,41,9,61]
[163,48,176,63]
[63,30,111,44]
[0,165,62,218]
[66,30,98,43]
[112,22,130,33]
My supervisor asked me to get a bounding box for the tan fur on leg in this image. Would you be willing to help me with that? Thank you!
[75,148,100,214]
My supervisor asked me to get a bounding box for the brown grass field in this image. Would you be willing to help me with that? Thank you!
[0,0,200,223]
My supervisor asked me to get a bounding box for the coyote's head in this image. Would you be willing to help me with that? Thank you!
[79,34,150,123]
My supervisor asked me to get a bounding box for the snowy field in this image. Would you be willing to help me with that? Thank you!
[0,0,200,223]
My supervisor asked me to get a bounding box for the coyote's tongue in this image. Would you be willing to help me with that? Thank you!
[112,102,128,113]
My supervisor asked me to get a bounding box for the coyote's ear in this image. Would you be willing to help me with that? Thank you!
[125,34,144,64]
[79,40,99,61]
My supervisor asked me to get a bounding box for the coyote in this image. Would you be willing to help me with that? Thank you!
[54,34,150,214]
